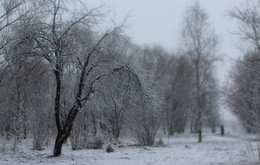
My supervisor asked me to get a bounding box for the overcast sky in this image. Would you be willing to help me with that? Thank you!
[87,0,244,85]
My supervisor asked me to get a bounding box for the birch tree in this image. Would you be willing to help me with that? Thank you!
[182,1,218,142]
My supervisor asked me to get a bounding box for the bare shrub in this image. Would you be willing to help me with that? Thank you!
[73,136,104,150]
[129,106,162,146]
[154,137,165,147]
[106,144,114,153]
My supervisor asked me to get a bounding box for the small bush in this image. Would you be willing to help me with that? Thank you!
[154,137,165,147]
[153,137,168,147]
[106,144,114,153]
[85,136,104,149]
[130,115,161,146]
[93,138,104,149]
[157,138,164,145]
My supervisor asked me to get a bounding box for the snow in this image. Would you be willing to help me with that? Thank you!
[0,133,259,165]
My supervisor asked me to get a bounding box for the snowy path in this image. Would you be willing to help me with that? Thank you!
[0,133,259,165]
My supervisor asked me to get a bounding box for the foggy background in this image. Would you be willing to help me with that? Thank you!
[86,0,244,130]
[87,0,242,84]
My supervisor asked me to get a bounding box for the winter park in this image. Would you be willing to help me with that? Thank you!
[0,0,260,165]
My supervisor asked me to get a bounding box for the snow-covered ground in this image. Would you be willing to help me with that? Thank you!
[0,133,259,165]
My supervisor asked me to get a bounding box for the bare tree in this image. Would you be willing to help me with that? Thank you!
[0,0,162,154]
[182,1,218,142]
[166,56,193,135]
[203,75,220,133]
[4,0,127,156]
[227,0,260,134]
[0,0,40,87]
[125,68,163,146]
[227,51,260,133]
[97,72,131,140]
[229,0,260,54]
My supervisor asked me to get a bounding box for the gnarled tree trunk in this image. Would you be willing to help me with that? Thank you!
[53,105,80,156]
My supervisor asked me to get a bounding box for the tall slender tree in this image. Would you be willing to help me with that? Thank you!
[182,1,218,142]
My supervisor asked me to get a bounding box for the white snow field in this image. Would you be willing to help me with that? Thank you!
[0,133,259,165]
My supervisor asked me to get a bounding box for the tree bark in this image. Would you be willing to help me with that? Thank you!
[53,132,66,156]
[53,105,80,156]
[197,96,203,143]
[198,111,202,142]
